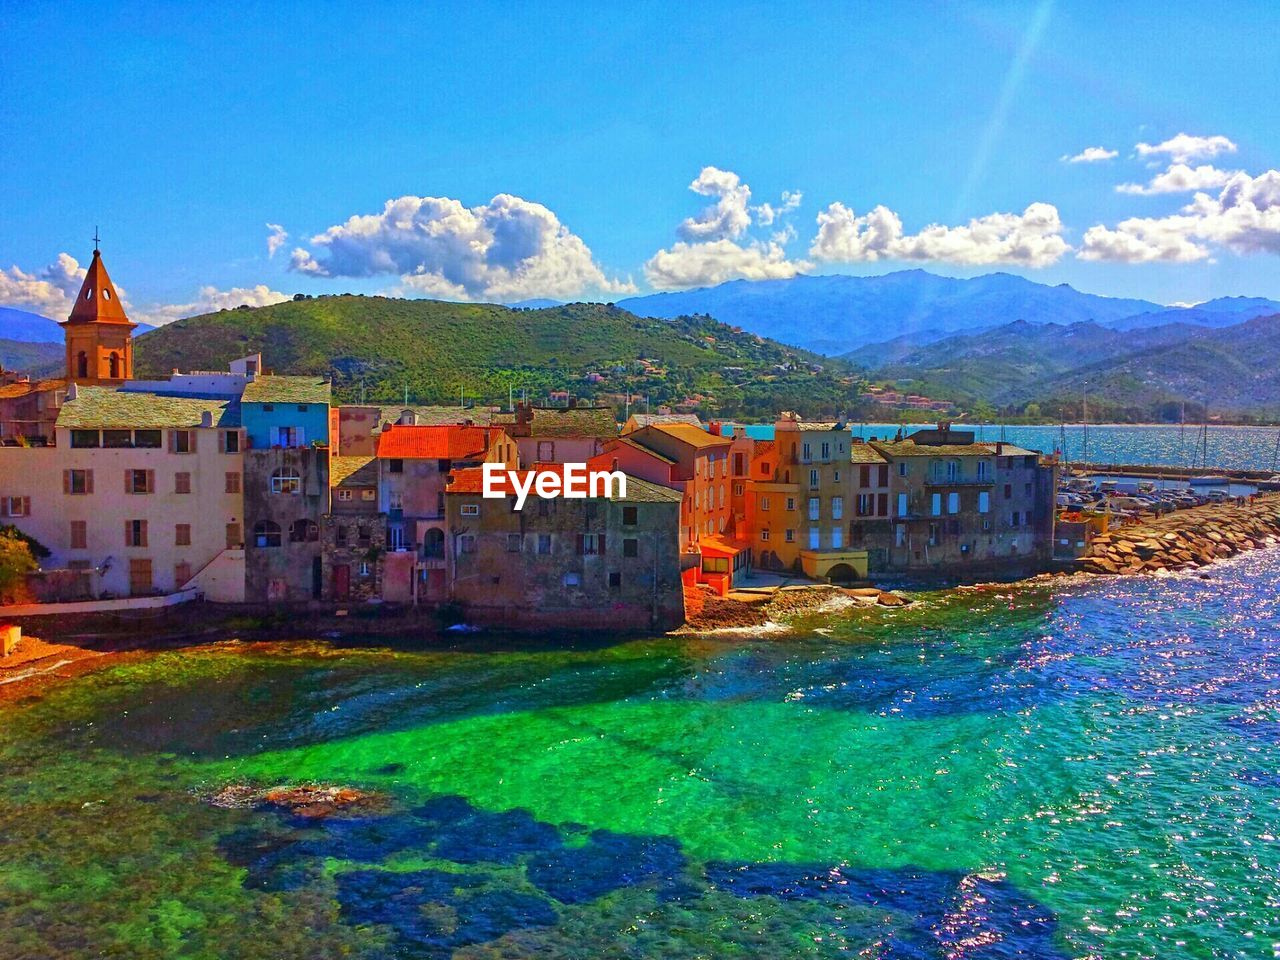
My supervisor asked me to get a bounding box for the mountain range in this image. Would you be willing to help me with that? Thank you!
[618,272,1280,355]
[0,305,156,342]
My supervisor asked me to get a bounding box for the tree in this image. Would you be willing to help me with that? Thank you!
[0,530,38,602]
[1022,402,1043,421]
[971,400,997,423]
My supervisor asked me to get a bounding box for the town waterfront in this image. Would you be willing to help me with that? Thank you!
[4,550,1280,958]
[719,422,1280,474]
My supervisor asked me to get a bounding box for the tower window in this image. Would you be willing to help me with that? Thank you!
[102,289,111,300]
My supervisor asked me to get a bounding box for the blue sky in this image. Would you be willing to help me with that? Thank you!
[3,1,1280,323]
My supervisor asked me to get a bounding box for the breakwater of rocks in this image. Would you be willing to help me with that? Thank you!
[1077,493,1280,575]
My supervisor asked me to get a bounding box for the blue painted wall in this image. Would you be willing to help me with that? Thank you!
[242,401,330,449]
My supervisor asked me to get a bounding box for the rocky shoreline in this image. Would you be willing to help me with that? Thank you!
[1076,493,1280,576]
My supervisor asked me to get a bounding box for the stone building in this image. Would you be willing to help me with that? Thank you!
[503,400,617,466]
[444,466,684,631]
[322,455,385,601]
[243,445,329,602]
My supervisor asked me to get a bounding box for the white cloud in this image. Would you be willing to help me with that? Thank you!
[0,253,87,317]
[1136,133,1237,164]
[754,190,802,226]
[288,193,632,301]
[644,169,809,289]
[810,201,1069,267]
[676,166,753,241]
[135,285,293,326]
[644,239,806,290]
[1116,163,1239,196]
[1080,169,1280,263]
[266,223,289,258]
[1062,146,1118,163]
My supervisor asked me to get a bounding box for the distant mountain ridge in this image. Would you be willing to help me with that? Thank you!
[0,305,156,343]
[618,271,1280,356]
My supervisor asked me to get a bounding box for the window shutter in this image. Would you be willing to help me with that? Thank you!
[63,470,71,494]
[22,497,30,516]
[576,533,584,555]
[269,426,280,447]
[297,427,306,447]
[124,520,131,545]
[147,470,155,493]
[190,430,198,453]
[125,470,133,494]
[140,520,148,547]
[0,500,7,518]
[168,431,176,453]
[86,470,94,494]
[598,534,605,553]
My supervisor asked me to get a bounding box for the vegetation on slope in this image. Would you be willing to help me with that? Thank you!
[135,297,866,419]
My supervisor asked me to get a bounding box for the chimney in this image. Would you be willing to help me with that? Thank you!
[67,382,79,401]
[996,442,1004,455]
[399,409,417,426]
[200,411,213,428]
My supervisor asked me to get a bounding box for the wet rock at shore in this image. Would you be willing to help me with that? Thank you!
[204,784,392,819]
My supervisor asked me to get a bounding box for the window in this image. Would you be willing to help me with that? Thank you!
[64,469,93,495]
[946,460,959,481]
[832,527,843,549]
[734,482,743,496]
[831,496,843,520]
[128,558,152,596]
[175,562,192,587]
[761,496,771,511]
[1004,484,1013,500]
[1,496,29,519]
[821,441,830,459]
[290,519,319,543]
[262,404,274,412]
[879,465,889,487]
[931,493,942,516]
[70,520,87,549]
[336,525,348,547]
[895,523,906,547]
[359,561,371,577]
[104,429,133,448]
[134,430,162,449]
[125,519,148,547]
[506,533,523,553]
[859,465,871,488]
[388,459,404,474]
[225,472,241,494]
[622,506,638,526]
[877,493,888,516]
[223,430,240,453]
[857,493,873,516]
[537,440,555,461]
[897,493,908,517]
[898,461,908,477]
[562,571,580,587]
[809,469,819,489]
[337,489,353,502]
[175,523,191,546]
[929,522,940,546]
[785,529,795,543]
[175,472,191,494]
[802,442,811,460]
[808,497,820,520]
[458,534,476,554]
[808,528,820,549]
[274,426,302,448]
[977,460,988,480]
[388,491,403,509]
[253,520,281,547]
[125,469,154,494]
[357,525,371,547]
[608,571,622,589]
[760,528,770,541]
[578,533,604,555]
[978,491,990,514]
[297,404,309,412]
[1010,511,1021,528]
[833,470,840,483]
[70,430,99,448]
[947,492,960,514]
[615,537,637,559]
[172,430,195,453]
[389,525,406,550]
[460,503,480,517]
[271,469,301,494]
[537,534,552,555]
[785,497,796,512]
[733,452,745,475]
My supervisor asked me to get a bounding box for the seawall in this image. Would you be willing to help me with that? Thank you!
[1076,493,1280,575]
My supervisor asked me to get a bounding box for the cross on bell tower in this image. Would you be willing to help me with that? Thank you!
[60,240,138,384]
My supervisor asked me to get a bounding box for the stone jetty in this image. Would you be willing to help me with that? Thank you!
[1077,493,1280,575]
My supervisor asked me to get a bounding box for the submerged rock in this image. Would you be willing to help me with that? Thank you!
[203,783,391,819]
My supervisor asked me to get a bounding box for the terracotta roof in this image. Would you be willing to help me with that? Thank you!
[376,423,497,459]
[700,535,749,557]
[870,440,994,458]
[447,466,681,503]
[0,377,66,400]
[241,375,331,405]
[648,423,730,449]
[527,405,617,438]
[753,439,776,456]
[330,455,378,487]
[849,444,887,464]
[64,250,133,326]
[56,385,240,429]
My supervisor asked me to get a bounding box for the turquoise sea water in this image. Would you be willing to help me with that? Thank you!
[3,550,1280,958]
[716,422,1280,473]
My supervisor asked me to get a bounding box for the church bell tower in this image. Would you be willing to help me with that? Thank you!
[61,242,137,384]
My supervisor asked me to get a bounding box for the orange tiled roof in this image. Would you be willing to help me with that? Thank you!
[0,377,67,400]
[648,422,730,449]
[376,423,497,459]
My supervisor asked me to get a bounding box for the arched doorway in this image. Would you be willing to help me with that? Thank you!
[108,352,120,378]
[76,351,88,378]
[423,527,445,558]
[827,563,857,583]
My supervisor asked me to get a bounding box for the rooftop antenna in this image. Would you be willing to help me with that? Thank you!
[508,384,513,412]
[404,383,409,406]
[360,379,367,404]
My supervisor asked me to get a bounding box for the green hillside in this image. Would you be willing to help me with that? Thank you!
[0,338,62,378]
[135,296,864,418]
